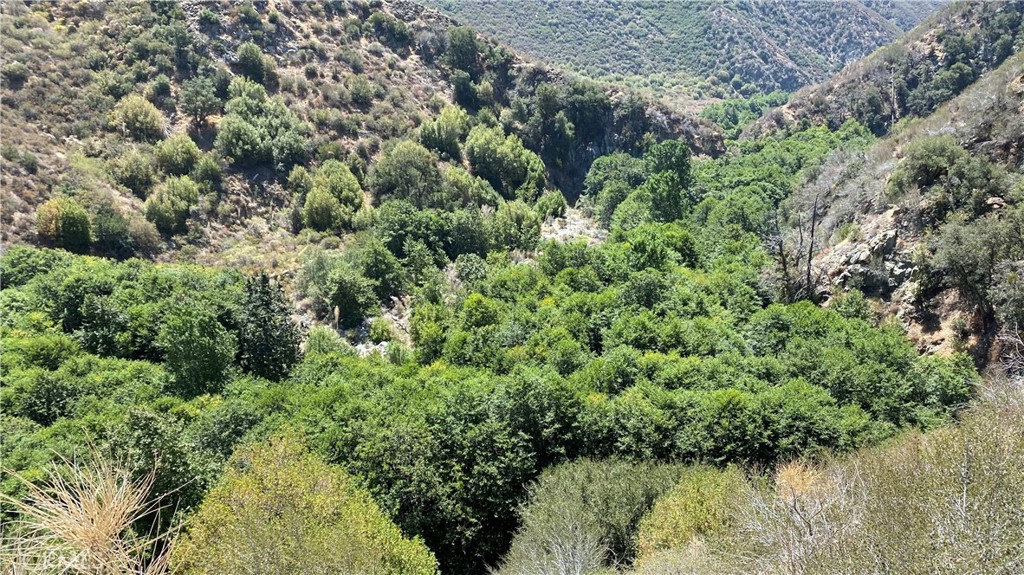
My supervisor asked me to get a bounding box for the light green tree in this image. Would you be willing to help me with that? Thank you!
[170,434,438,575]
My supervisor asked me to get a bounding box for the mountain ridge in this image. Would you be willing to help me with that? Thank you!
[421,0,944,100]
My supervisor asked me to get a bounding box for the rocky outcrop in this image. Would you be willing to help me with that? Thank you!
[819,205,977,355]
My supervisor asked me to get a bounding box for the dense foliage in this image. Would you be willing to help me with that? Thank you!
[632,387,1024,574]
[2,3,1019,575]
[1,237,977,572]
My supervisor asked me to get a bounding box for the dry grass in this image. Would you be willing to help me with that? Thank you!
[634,379,1024,575]
[0,451,172,575]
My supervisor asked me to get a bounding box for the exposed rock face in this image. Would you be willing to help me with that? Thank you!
[822,207,906,295]
[819,205,976,355]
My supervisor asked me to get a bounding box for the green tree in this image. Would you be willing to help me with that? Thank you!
[190,153,223,193]
[419,105,470,160]
[302,186,344,232]
[368,141,443,209]
[90,202,134,260]
[35,197,91,254]
[327,264,379,329]
[641,171,687,223]
[302,159,362,231]
[237,273,300,381]
[465,125,546,202]
[145,176,199,235]
[489,200,541,251]
[170,434,438,575]
[215,77,309,171]
[157,305,236,396]
[215,114,269,166]
[644,139,691,184]
[287,165,313,196]
[349,74,375,106]
[440,166,500,209]
[180,76,221,126]
[110,94,164,142]
[445,26,481,78]
[154,133,201,175]
[235,42,266,83]
[110,148,155,198]
[360,240,406,302]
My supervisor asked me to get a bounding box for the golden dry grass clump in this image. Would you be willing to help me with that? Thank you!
[0,452,170,575]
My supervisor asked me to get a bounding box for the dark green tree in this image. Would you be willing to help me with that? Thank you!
[644,139,691,185]
[157,305,236,396]
[235,42,266,83]
[327,265,379,329]
[237,273,300,381]
[367,141,442,208]
[180,76,221,126]
[360,240,406,302]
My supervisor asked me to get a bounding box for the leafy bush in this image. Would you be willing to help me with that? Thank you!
[215,114,267,166]
[369,317,394,343]
[302,187,345,232]
[360,239,406,302]
[327,264,379,329]
[180,76,221,125]
[349,74,375,106]
[535,191,567,220]
[887,136,1006,225]
[465,125,546,202]
[500,459,686,573]
[190,154,223,193]
[489,200,541,251]
[154,134,201,175]
[35,197,91,254]
[90,202,134,260]
[235,42,267,83]
[440,166,501,209]
[110,94,164,142]
[368,141,442,208]
[2,61,29,85]
[215,77,309,171]
[170,434,439,575]
[287,165,314,196]
[110,148,155,198]
[419,105,470,160]
[305,325,352,356]
[302,160,363,231]
[366,11,411,47]
[144,176,199,235]
[635,466,745,558]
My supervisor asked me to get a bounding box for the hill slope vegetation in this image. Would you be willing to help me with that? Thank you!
[2,2,1023,575]
[423,0,941,100]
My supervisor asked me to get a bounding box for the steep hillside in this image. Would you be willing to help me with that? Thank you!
[0,0,721,268]
[4,2,1023,575]
[783,51,1024,358]
[422,0,941,100]
[747,0,1024,137]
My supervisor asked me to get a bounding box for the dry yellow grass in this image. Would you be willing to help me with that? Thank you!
[0,452,172,575]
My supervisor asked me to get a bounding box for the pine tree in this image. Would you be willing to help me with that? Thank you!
[237,273,300,380]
